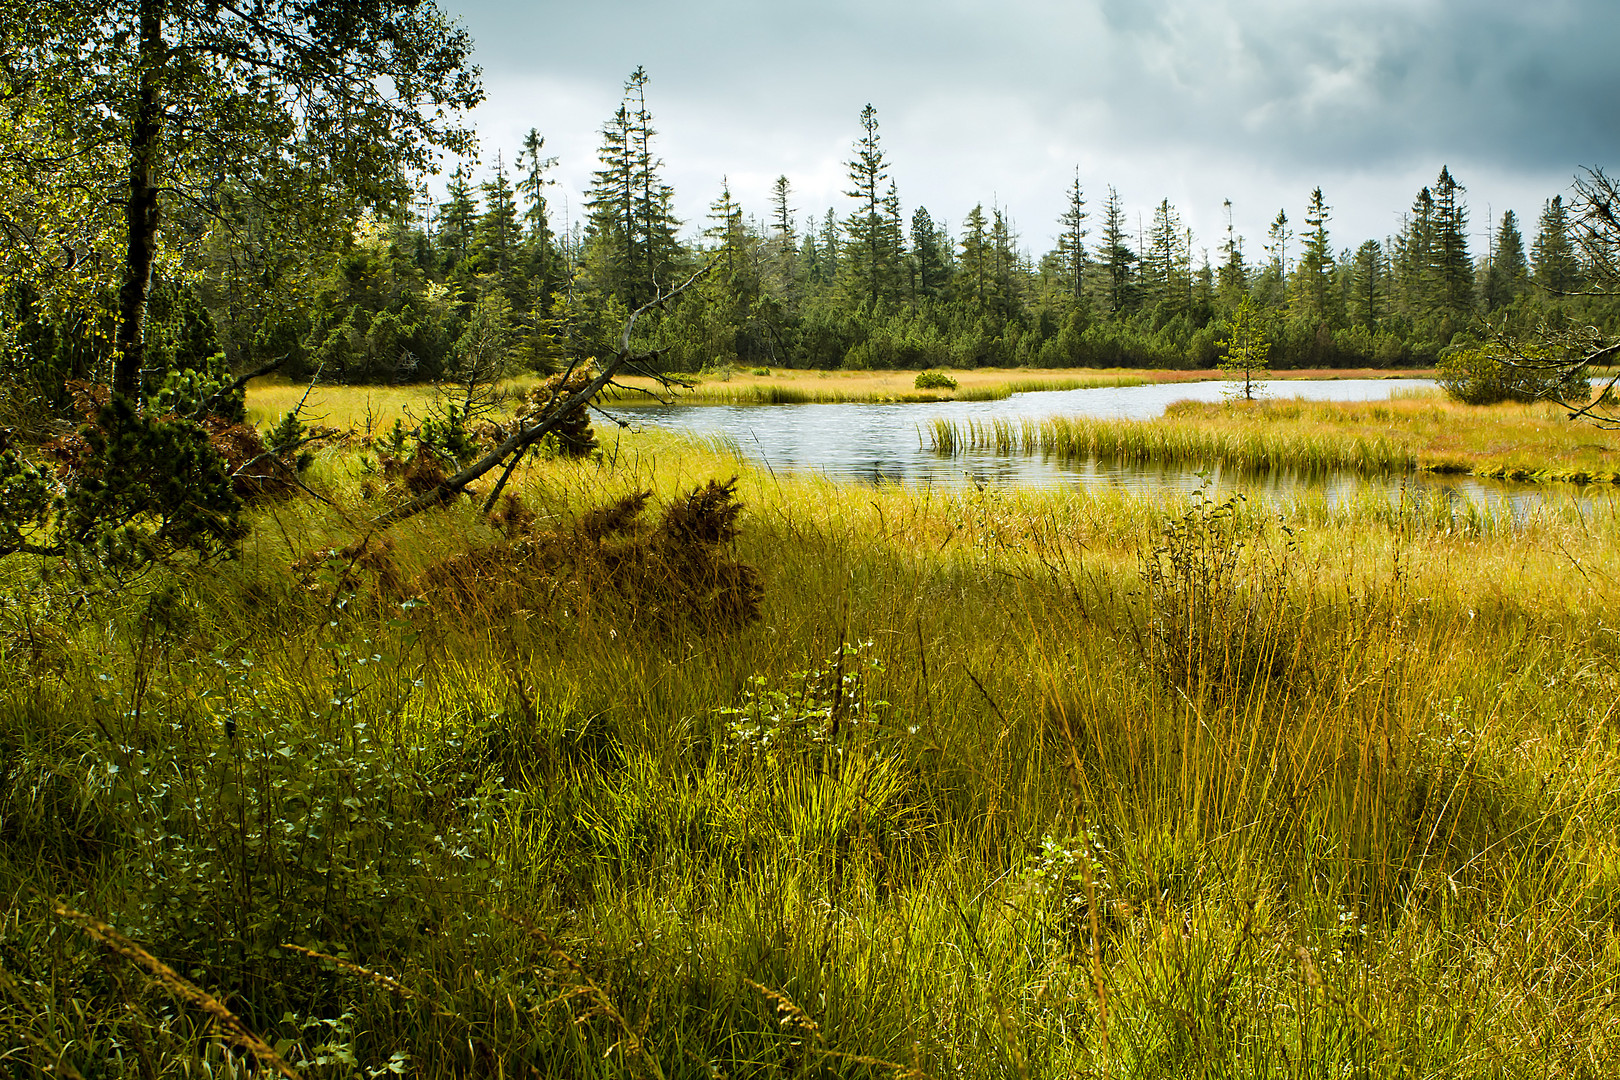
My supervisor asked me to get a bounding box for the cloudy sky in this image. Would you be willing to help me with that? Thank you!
[445,0,1618,263]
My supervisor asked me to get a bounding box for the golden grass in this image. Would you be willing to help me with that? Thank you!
[927,390,1620,483]
[9,421,1620,1077]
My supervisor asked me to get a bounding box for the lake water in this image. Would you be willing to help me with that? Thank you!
[608,378,1587,510]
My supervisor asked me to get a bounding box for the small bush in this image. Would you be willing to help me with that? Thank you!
[1437,345,1591,405]
[1129,488,1298,695]
[914,370,957,391]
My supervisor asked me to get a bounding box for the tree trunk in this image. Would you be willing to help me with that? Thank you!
[113,0,164,401]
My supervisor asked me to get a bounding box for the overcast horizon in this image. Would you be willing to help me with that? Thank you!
[439,0,1618,264]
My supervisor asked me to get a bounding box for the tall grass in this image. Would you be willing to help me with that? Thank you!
[3,430,1620,1075]
[928,413,1416,473]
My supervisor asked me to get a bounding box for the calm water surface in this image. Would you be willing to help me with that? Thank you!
[611,378,1591,511]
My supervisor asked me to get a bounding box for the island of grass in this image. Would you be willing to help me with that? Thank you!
[928,390,1620,484]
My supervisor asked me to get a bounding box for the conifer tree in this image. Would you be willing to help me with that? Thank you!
[1294,187,1336,325]
[816,210,841,286]
[1393,188,1435,317]
[841,104,901,310]
[1143,199,1188,314]
[1482,210,1528,311]
[910,207,948,299]
[439,163,478,276]
[1532,195,1582,294]
[1054,170,1089,305]
[1265,210,1291,277]
[1097,187,1136,315]
[584,68,680,310]
[1430,166,1472,320]
[476,153,521,291]
[517,128,559,309]
[959,204,991,307]
[1217,199,1248,307]
[1349,240,1385,330]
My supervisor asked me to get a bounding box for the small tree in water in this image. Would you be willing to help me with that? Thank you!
[1220,295,1271,401]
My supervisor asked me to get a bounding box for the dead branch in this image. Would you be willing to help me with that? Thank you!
[188,353,289,421]
[370,257,717,529]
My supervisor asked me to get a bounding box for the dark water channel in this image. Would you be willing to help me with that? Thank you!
[610,378,1595,513]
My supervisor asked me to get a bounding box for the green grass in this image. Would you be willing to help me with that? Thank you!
[4,428,1620,1076]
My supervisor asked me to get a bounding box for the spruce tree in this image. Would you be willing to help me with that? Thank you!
[439,162,478,276]
[1143,198,1188,314]
[1393,188,1435,317]
[959,204,991,307]
[1217,199,1248,308]
[1430,166,1472,320]
[1294,187,1336,325]
[841,104,901,310]
[911,207,948,299]
[584,68,680,310]
[517,128,559,310]
[476,153,520,292]
[1096,187,1137,315]
[1532,196,1582,294]
[1349,240,1384,330]
[1482,210,1528,311]
[626,67,681,301]
[1054,170,1089,305]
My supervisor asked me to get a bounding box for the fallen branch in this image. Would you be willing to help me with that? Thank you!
[369,257,717,529]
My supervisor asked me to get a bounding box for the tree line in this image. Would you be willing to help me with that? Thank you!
[5,60,1618,408]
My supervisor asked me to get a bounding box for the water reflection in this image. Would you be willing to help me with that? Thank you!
[612,378,1592,511]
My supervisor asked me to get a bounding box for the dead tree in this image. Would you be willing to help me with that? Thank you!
[369,258,715,529]
[1499,167,1620,427]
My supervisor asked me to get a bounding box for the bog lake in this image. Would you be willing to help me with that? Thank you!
[610,378,1593,513]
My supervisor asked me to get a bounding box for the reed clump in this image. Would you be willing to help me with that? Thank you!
[2,428,1619,1076]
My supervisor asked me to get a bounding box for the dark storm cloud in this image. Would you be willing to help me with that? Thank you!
[1082,0,1620,169]
[446,0,1618,250]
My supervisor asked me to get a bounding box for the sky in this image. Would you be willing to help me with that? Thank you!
[441,0,1619,265]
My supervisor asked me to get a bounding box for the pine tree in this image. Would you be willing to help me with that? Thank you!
[841,104,901,310]
[1294,187,1335,325]
[1217,199,1247,305]
[438,162,478,275]
[1430,166,1472,320]
[910,206,948,299]
[959,204,991,307]
[1096,187,1136,315]
[1482,210,1528,311]
[517,128,559,309]
[1054,170,1089,305]
[476,153,520,291]
[1532,195,1582,294]
[1349,240,1385,330]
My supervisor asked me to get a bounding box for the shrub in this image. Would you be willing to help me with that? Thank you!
[1129,487,1297,695]
[913,369,957,391]
[1437,345,1591,405]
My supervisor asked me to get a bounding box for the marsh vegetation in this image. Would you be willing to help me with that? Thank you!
[4,425,1620,1076]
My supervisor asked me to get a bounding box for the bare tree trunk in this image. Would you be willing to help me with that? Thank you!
[113,0,165,401]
